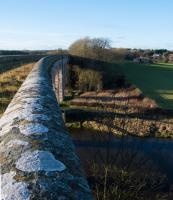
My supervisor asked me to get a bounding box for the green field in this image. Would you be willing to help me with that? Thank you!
[119,62,173,110]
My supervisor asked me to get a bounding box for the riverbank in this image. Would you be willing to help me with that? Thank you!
[68,127,170,199]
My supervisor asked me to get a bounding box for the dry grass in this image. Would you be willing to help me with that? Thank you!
[70,86,158,113]
[69,86,173,137]
[0,63,35,116]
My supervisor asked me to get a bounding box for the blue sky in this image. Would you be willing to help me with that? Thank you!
[0,0,173,50]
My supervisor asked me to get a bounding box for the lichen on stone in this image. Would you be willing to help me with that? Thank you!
[1,171,31,200]
[19,123,49,136]
[6,139,29,148]
[16,150,66,172]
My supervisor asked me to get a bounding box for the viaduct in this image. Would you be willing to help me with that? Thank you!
[0,56,93,200]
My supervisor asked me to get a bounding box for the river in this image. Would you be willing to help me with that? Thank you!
[69,127,173,184]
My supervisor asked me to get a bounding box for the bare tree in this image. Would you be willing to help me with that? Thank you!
[69,37,112,61]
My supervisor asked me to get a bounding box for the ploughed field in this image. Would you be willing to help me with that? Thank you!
[120,62,173,110]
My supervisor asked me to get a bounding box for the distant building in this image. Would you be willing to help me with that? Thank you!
[168,53,173,63]
[152,53,161,59]
[133,57,152,63]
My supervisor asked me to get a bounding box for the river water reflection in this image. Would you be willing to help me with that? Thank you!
[69,127,173,184]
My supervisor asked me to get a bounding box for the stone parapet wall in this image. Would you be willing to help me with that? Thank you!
[51,55,68,102]
[0,56,93,200]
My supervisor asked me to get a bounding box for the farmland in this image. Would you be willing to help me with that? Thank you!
[119,62,173,110]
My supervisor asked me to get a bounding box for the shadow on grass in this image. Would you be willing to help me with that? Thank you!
[120,62,173,110]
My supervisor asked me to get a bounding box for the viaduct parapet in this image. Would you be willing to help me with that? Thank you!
[0,56,93,200]
[51,55,67,102]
